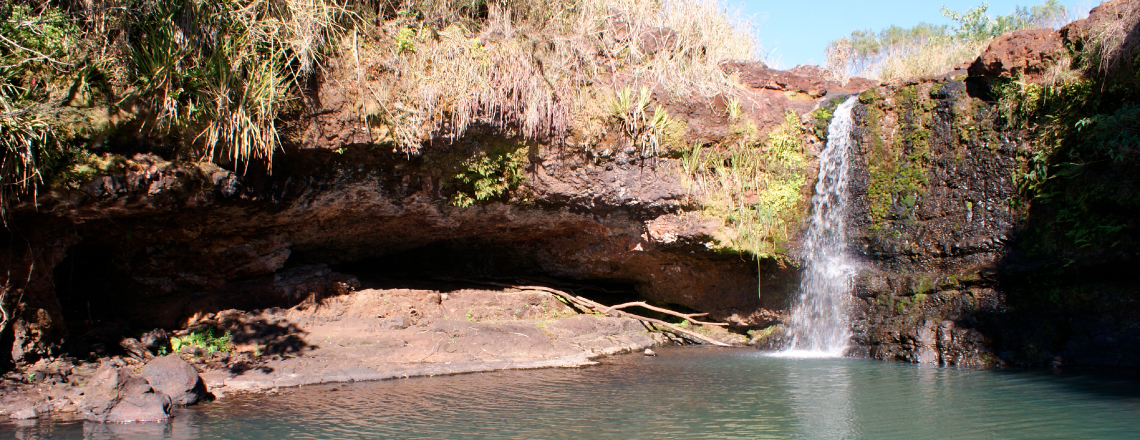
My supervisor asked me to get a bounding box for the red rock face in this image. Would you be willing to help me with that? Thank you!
[0,230,74,364]
[968,28,1065,82]
[0,145,792,364]
[0,55,878,364]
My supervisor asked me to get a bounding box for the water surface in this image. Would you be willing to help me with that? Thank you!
[6,347,1139,439]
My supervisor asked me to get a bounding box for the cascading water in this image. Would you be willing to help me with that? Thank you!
[778,96,859,357]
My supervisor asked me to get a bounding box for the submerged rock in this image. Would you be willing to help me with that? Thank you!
[140,355,209,406]
[79,365,171,423]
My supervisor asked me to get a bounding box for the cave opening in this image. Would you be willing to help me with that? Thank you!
[325,239,648,308]
[50,233,711,358]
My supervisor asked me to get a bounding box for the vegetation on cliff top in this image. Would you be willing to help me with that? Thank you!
[0,0,755,217]
[826,0,1070,81]
[994,2,1140,264]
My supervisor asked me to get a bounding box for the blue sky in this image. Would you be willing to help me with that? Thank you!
[734,0,1096,67]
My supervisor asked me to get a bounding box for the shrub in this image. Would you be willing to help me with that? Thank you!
[0,0,360,220]
[170,328,234,354]
[826,1,1070,82]
[0,3,76,222]
[682,111,808,259]
[448,142,530,207]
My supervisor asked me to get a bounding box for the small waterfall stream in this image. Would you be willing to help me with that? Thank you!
[779,96,859,357]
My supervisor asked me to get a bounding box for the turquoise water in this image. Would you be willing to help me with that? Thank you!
[5,347,1140,439]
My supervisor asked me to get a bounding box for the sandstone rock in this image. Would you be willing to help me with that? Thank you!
[643,348,657,356]
[968,28,1064,82]
[9,404,38,420]
[141,355,209,406]
[80,365,170,423]
[722,61,832,97]
[379,317,408,330]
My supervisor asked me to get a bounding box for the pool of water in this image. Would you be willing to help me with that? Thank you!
[6,347,1140,439]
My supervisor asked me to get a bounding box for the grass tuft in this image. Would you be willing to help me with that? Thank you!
[681,111,808,259]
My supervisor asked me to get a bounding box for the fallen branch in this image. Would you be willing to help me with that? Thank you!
[505,284,730,347]
[613,310,730,347]
[436,279,733,347]
[604,301,728,327]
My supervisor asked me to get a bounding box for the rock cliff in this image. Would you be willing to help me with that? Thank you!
[0,57,867,366]
[2,0,1138,373]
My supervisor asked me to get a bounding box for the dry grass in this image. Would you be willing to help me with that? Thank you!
[826,33,989,82]
[353,0,756,154]
[1081,0,1140,79]
[875,38,990,81]
[827,1,1073,82]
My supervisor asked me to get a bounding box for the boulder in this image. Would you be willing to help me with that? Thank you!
[968,28,1064,82]
[80,365,171,423]
[140,355,209,406]
[119,337,152,360]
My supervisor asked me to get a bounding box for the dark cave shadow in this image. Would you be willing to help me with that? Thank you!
[206,317,319,375]
[224,318,315,357]
[331,240,645,306]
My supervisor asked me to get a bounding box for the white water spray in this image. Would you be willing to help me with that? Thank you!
[778,96,859,358]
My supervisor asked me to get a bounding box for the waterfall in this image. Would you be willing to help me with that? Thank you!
[779,96,858,357]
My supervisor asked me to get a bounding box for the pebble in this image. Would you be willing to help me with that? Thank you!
[643,349,657,357]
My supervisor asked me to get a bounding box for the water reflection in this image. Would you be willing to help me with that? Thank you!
[83,414,201,440]
[6,411,202,440]
[783,358,853,439]
[4,348,1139,440]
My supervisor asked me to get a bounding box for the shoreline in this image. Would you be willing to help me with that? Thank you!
[1,285,747,420]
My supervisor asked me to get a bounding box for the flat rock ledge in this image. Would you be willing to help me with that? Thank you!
[3,285,741,420]
[191,286,678,395]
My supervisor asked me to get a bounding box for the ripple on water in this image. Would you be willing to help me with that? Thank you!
[5,347,1140,440]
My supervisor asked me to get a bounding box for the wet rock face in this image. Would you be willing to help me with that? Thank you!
[845,81,1020,367]
[845,77,1140,368]
[850,285,1004,368]
[849,82,1021,275]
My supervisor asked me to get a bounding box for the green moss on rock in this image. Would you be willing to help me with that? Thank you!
[861,85,933,230]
